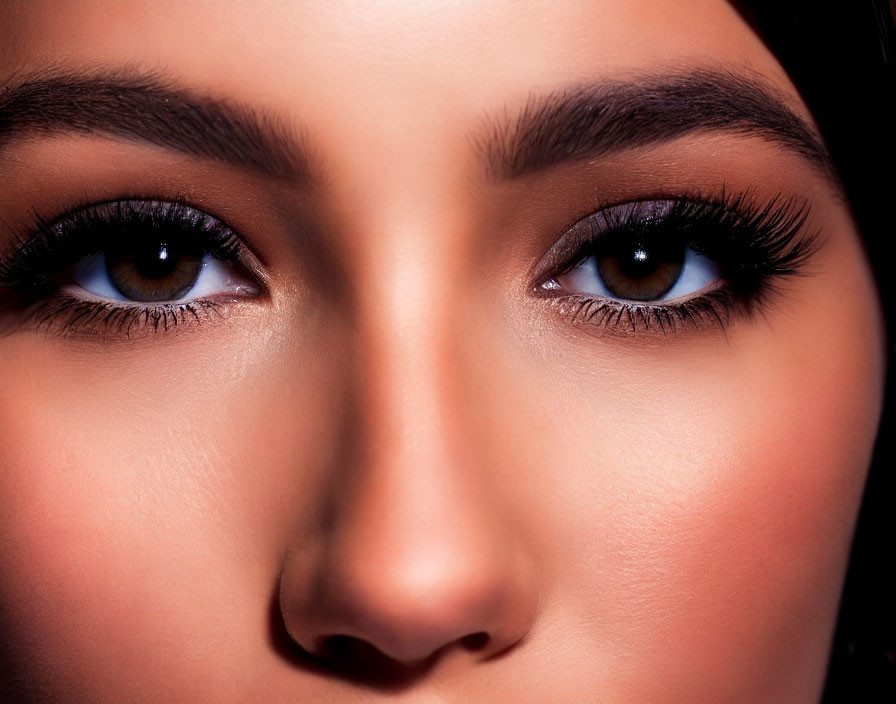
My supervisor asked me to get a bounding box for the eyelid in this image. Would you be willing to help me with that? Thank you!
[531,190,819,336]
[532,191,816,288]
[2,199,270,295]
[0,199,270,338]
[531,199,677,287]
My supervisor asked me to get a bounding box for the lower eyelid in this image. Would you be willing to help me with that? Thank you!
[543,289,743,337]
[22,295,235,338]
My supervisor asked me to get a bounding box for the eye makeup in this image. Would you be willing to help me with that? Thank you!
[0,186,820,341]
[533,190,820,335]
[0,199,263,337]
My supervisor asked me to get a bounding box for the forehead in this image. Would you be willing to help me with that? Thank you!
[1,1,795,119]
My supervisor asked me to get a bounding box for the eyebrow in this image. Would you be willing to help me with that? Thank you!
[0,69,313,183]
[477,68,836,186]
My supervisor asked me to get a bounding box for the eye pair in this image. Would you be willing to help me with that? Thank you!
[0,192,814,337]
[63,202,720,306]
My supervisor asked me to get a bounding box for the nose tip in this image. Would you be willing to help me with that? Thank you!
[279,520,538,670]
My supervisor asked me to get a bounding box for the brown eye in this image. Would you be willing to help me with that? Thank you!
[69,224,258,306]
[550,235,721,305]
[105,239,204,302]
[595,237,685,302]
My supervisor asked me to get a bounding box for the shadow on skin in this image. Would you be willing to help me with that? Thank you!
[267,585,493,692]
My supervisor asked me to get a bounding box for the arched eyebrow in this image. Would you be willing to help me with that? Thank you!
[0,68,315,184]
[475,68,838,188]
[0,67,836,192]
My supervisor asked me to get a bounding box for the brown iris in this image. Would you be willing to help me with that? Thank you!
[595,237,684,301]
[106,239,204,302]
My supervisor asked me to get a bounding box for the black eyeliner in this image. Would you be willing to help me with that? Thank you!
[0,200,241,297]
[534,189,821,335]
[0,199,252,337]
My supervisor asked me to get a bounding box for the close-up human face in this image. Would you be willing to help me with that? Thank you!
[0,1,887,702]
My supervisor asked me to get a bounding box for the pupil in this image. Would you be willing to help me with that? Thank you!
[618,244,657,278]
[135,242,178,279]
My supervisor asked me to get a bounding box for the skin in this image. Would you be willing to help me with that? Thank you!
[0,1,886,702]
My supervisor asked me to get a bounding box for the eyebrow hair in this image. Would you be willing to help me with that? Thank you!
[477,68,836,186]
[0,68,313,183]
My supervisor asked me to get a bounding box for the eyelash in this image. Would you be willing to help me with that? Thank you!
[533,190,819,335]
[0,190,818,339]
[0,200,254,337]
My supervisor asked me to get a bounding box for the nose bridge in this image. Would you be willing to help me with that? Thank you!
[331,160,479,519]
[351,258,484,543]
[344,184,481,501]
[337,211,502,639]
[356,246,463,499]
[278,208,538,667]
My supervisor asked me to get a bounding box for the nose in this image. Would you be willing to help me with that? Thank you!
[280,478,538,667]
[278,288,538,671]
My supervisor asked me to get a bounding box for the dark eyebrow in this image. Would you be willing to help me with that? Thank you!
[477,68,836,187]
[0,68,314,183]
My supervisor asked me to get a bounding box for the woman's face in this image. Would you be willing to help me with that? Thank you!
[0,1,885,701]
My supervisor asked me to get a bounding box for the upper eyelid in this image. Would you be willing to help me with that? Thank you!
[534,200,680,280]
[0,200,265,294]
[532,197,681,286]
[1,190,815,294]
[531,191,817,290]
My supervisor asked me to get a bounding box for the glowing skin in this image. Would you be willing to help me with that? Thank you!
[0,1,885,702]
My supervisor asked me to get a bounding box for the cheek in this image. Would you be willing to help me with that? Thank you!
[614,345,876,697]
[0,351,235,698]
[485,227,883,697]
[0,329,342,698]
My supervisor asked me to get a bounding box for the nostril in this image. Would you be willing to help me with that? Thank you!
[313,635,437,687]
[311,631,493,681]
[317,634,385,668]
[459,632,490,652]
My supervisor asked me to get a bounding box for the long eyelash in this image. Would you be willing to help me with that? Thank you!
[662,191,816,282]
[548,289,743,336]
[0,200,245,337]
[539,189,820,335]
[0,200,240,297]
[25,295,227,337]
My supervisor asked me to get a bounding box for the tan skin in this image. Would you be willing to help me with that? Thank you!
[0,1,886,701]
